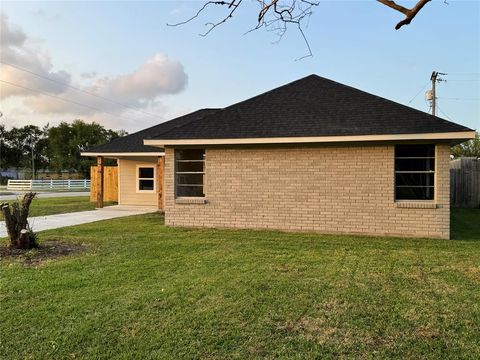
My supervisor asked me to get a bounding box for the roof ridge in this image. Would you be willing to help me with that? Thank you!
[308,75,471,129]
[148,76,320,139]
[137,75,475,143]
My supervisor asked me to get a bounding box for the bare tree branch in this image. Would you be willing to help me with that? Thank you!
[167,1,230,28]
[201,0,243,37]
[377,0,431,30]
[167,0,244,37]
[168,0,319,58]
[168,0,433,58]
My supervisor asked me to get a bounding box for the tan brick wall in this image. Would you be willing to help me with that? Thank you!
[164,144,451,239]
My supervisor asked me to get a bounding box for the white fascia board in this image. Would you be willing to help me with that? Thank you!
[81,152,165,157]
[143,131,477,146]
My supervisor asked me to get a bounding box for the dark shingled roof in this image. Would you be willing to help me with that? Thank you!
[86,109,219,153]
[151,74,473,140]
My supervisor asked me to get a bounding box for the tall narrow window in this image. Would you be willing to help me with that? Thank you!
[137,166,155,192]
[175,149,205,197]
[395,144,435,200]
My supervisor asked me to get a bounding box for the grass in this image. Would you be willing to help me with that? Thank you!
[0,196,116,219]
[0,209,479,359]
[451,207,480,240]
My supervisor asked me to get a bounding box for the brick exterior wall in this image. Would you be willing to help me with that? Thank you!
[164,144,451,239]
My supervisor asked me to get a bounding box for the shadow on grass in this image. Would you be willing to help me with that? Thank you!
[451,208,480,241]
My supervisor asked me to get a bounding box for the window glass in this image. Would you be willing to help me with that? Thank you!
[139,179,154,191]
[395,145,435,201]
[395,186,434,201]
[139,167,154,179]
[395,173,434,187]
[395,158,435,172]
[137,166,155,192]
[177,185,204,197]
[175,149,205,197]
[176,161,204,173]
[395,145,435,158]
[176,149,204,161]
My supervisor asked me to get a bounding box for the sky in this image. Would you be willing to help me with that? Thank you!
[0,0,479,133]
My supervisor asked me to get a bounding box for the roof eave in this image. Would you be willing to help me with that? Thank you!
[144,131,477,146]
[81,152,165,158]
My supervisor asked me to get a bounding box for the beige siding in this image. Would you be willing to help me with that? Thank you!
[118,158,158,206]
[164,144,451,239]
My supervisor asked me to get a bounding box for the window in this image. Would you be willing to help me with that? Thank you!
[395,144,435,201]
[137,166,155,192]
[175,149,205,197]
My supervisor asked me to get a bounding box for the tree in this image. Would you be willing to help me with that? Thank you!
[452,134,480,159]
[1,192,38,250]
[0,124,10,170]
[4,127,26,177]
[47,120,125,177]
[3,125,49,178]
[169,0,432,58]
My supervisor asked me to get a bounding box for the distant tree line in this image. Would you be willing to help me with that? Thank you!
[0,120,126,180]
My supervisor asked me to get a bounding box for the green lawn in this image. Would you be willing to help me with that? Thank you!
[0,196,115,219]
[1,209,479,359]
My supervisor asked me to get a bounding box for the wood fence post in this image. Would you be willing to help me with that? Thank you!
[97,156,104,208]
[157,156,165,210]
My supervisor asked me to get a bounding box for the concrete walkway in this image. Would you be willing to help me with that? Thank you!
[0,205,158,238]
[0,191,90,201]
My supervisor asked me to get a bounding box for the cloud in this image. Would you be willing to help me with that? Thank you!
[95,54,187,102]
[1,13,26,47]
[25,53,188,116]
[80,71,97,79]
[0,13,72,98]
[0,13,188,131]
[31,9,61,22]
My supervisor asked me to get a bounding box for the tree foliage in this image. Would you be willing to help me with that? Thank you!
[47,120,123,177]
[0,120,126,178]
[451,134,480,159]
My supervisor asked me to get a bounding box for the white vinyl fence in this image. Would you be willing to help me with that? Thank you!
[7,179,90,191]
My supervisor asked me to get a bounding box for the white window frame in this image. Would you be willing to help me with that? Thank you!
[136,164,156,193]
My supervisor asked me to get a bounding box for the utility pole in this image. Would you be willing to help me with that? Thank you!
[429,71,447,116]
[430,71,438,116]
[31,135,35,180]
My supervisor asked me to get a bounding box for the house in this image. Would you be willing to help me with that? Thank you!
[82,109,218,207]
[83,75,476,239]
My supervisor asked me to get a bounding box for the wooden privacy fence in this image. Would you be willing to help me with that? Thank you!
[90,166,118,202]
[450,157,480,208]
[7,179,90,191]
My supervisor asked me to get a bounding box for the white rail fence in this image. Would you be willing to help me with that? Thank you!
[7,179,90,191]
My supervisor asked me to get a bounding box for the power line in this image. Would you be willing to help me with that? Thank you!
[407,81,430,105]
[438,96,480,101]
[445,79,480,82]
[0,61,161,120]
[436,105,454,122]
[0,79,135,122]
[444,72,480,76]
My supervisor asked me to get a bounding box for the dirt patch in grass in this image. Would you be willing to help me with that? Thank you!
[0,240,85,266]
[460,266,480,281]
[415,325,442,340]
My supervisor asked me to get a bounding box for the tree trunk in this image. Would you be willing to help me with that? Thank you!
[1,192,37,249]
